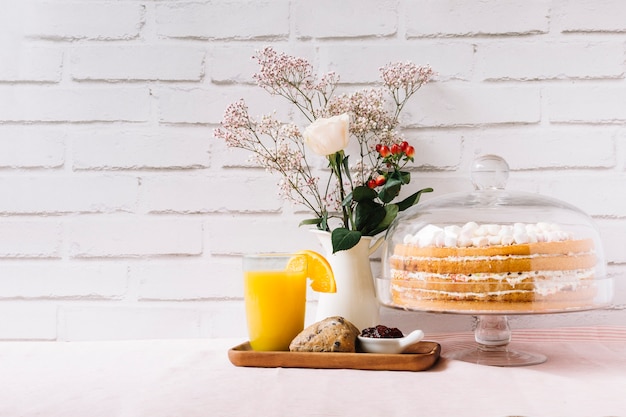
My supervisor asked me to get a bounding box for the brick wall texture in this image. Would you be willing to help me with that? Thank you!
[2,0,626,340]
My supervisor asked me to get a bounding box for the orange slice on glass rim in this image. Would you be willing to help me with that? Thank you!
[287,250,336,293]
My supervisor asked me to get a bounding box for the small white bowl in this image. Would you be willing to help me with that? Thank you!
[358,329,425,354]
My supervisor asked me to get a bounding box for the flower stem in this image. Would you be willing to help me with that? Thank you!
[329,151,352,230]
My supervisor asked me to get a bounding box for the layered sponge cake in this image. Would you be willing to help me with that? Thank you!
[388,222,598,312]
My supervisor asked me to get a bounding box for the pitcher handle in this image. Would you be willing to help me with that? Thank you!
[369,235,385,255]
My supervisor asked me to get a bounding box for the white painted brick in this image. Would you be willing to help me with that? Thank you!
[396,176,471,205]
[0,45,62,82]
[616,131,626,171]
[200,301,247,338]
[210,44,317,84]
[608,265,626,305]
[134,258,242,300]
[67,217,203,258]
[24,2,143,40]
[547,84,626,123]
[0,127,65,168]
[462,126,617,169]
[1,1,28,37]
[402,130,463,169]
[294,0,398,38]
[139,173,282,213]
[157,86,292,124]
[0,220,61,258]
[157,87,225,125]
[70,127,209,170]
[155,0,289,40]
[405,0,550,37]
[406,84,541,127]
[0,303,57,340]
[0,175,137,214]
[536,174,626,218]
[596,219,626,263]
[214,141,257,168]
[70,45,205,82]
[476,41,625,80]
[321,42,473,83]
[0,262,127,299]
[59,304,200,341]
[0,87,151,122]
[209,45,260,84]
[556,0,626,32]
[206,216,315,255]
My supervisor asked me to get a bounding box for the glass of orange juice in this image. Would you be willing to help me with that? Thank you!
[243,253,307,351]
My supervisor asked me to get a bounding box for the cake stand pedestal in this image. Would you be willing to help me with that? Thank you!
[444,315,546,366]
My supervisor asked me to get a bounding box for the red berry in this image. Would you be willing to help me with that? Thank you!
[391,144,402,155]
[367,179,377,189]
[406,145,415,158]
[378,145,391,157]
[375,144,382,152]
[375,175,386,186]
[400,141,409,152]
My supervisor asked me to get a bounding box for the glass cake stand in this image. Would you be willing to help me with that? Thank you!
[378,155,614,366]
[374,296,612,366]
[442,314,546,366]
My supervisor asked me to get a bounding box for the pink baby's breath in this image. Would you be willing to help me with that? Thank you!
[214,47,434,234]
[380,62,434,91]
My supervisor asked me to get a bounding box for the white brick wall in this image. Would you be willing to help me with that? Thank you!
[1,0,625,341]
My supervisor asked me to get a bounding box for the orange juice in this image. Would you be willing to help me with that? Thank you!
[244,268,307,351]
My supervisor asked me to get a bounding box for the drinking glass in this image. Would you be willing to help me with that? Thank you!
[243,253,307,351]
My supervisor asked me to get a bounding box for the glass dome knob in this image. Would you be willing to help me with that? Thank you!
[471,154,510,191]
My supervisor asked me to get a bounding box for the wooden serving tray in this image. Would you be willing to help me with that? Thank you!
[228,341,441,372]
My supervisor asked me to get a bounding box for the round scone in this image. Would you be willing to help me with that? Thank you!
[289,316,360,353]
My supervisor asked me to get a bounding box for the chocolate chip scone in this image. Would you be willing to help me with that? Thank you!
[289,316,360,352]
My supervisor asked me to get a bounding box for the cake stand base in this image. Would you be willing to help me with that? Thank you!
[445,345,547,367]
[444,315,547,367]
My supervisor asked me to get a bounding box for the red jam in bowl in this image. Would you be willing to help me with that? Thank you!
[360,325,404,339]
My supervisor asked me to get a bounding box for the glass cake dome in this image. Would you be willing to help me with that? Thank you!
[378,154,614,366]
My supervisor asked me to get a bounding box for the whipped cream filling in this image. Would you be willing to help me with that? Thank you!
[392,252,592,263]
[403,222,573,248]
[391,280,591,298]
[391,269,595,286]
[391,286,533,299]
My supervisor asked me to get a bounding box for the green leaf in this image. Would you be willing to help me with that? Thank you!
[387,170,410,184]
[341,192,353,208]
[398,171,411,184]
[299,218,322,227]
[352,185,377,202]
[331,228,362,253]
[378,177,402,203]
[354,201,385,232]
[341,154,352,183]
[397,187,433,211]
[328,152,341,175]
[367,204,399,236]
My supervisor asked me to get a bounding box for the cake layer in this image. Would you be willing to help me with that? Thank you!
[390,252,597,274]
[391,273,598,308]
[389,283,600,313]
[390,271,594,297]
[392,238,595,258]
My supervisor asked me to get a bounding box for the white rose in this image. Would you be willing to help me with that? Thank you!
[303,114,350,156]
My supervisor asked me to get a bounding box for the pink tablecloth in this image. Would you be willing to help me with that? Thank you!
[1,326,625,417]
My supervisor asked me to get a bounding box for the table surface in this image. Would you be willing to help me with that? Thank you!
[1,326,626,417]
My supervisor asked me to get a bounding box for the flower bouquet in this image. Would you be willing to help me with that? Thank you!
[214,47,434,253]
